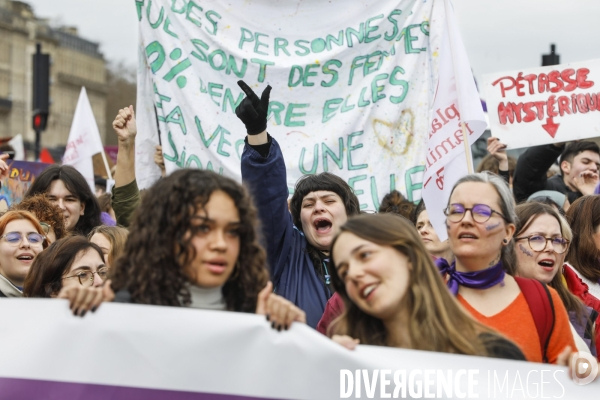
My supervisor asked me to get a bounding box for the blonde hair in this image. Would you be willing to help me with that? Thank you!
[88,225,128,266]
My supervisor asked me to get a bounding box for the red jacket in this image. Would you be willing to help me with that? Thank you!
[563,264,600,360]
[563,264,600,313]
[316,292,344,335]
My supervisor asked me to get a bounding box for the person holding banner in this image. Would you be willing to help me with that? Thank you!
[23,236,114,316]
[514,201,598,357]
[327,213,525,359]
[442,172,576,363]
[316,201,455,335]
[25,165,102,236]
[236,81,360,328]
[513,141,600,203]
[0,211,47,298]
[111,169,305,330]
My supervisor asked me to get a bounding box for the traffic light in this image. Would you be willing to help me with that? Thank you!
[32,43,50,132]
[32,112,47,131]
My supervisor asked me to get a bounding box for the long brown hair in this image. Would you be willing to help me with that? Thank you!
[111,169,268,312]
[515,202,587,323]
[329,214,502,356]
[566,195,600,282]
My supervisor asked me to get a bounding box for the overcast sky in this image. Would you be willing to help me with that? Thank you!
[25,0,600,98]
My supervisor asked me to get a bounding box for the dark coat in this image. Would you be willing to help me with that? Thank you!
[241,137,330,328]
[513,144,581,203]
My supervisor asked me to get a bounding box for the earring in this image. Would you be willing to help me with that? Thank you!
[502,239,508,244]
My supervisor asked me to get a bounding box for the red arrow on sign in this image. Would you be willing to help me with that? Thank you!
[542,117,560,138]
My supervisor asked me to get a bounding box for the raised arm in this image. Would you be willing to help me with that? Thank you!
[512,143,564,202]
[236,81,296,288]
[111,106,141,227]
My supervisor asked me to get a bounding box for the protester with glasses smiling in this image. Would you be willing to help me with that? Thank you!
[23,236,114,316]
[514,202,598,357]
[0,210,47,297]
[441,172,576,363]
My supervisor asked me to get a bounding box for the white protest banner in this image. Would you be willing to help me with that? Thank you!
[135,0,448,209]
[484,59,600,149]
[0,299,597,399]
[63,87,105,192]
[422,0,487,241]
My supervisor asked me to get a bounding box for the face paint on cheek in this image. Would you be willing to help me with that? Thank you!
[518,243,534,257]
[485,222,501,231]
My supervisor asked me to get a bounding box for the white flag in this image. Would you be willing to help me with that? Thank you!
[62,87,105,192]
[8,134,25,161]
[422,0,487,241]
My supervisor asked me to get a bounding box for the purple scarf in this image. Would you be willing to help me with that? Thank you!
[435,258,505,296]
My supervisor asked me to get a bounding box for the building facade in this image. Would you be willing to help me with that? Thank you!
[0,0,107,154]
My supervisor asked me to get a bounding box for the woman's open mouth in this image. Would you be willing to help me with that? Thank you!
[313,218,332,234]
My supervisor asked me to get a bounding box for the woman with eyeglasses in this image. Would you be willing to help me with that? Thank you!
[23,236,114,316]
[11,193,67,244]
[442,172,576,363]
[565,196,600,310]
[514,202,598,357]
[0,211,47,297]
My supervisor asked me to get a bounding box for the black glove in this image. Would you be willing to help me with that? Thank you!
[235,80,271,135]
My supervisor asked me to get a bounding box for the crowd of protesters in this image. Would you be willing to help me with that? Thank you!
[0,80,599,379]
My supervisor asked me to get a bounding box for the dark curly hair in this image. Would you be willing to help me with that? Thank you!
[11,193,67,241]
[111,169,268,312]
[25,165,101,236]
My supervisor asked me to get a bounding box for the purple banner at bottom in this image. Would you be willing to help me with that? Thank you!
[0,377,271,400]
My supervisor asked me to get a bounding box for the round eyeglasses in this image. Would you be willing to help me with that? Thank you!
[444,203,506,223]
[514,235,570,254]
[0,231,45,245]
[63,268,110,286]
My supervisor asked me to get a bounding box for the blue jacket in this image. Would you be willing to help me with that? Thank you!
[241,137,330,328]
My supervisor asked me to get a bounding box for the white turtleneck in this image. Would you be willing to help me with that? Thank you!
[187,285,226,311]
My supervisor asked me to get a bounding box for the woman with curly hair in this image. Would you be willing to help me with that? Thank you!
[11,193,66,243]
[111,169,305,329]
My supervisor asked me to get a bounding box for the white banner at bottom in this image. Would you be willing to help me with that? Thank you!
[0,299,597,399]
